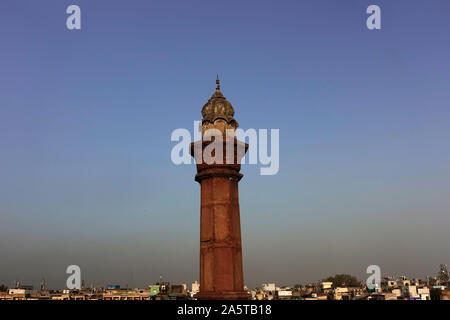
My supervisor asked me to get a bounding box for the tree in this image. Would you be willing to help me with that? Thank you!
[428,277,437,286]
[323,274,360,288]
[438,264,449,284]
[293,284,302,292]
[0,284,8,292]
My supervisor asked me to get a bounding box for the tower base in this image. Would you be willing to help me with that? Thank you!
[194,291,251,300]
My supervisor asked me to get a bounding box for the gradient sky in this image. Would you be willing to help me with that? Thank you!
[0,0,449,289]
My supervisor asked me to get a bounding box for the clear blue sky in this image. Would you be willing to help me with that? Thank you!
[0,0,449,289]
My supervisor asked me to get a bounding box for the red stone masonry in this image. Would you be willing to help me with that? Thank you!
[190,137,251,300]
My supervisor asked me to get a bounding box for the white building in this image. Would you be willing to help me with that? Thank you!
[335,287,348,294]
[277,290,292,298]
[262,283,276,292]
[8,288,27,295]
[191,281,199,295]
[417,287,430,300]
[321,282,333,290]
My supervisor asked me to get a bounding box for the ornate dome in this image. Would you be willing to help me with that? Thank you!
[201,77,238,127]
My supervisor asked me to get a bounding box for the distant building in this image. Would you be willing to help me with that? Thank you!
[441,290,450,300]
[169,284,186,295]
[382,293,398,300]
[8,286,32,300]
[321,282,333,290]
[399,279,411,287]
[417,287,430,300]
[106,285,120,290]
[191,281,200,296]
[8,288,27,295]
[277,290,292,300]
[262,283,276,292]
[402,285,419,299]
[387,280,397,288]
[392,288,402,298]
[149,285,160,297]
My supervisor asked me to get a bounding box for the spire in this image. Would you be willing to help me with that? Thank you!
[216,75,220,91]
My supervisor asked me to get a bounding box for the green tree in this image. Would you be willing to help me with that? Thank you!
[0,284,8,292]
[438,264,449,284]
[323,274,360,288]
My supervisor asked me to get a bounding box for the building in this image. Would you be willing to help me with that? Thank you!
[334,287,350,300]
[441,290,450,300]
[277,289,293,300]
[402,285,419,299]
[8,288,28,300]
[149,285,160,297]
[417,287,430,300]
[391,288,402,298]
[387,280,397,288]
[262,283,276,292]
[191,281,200,297]
[321,282,333,290]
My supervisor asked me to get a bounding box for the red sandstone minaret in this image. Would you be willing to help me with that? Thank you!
[190,77,250,300]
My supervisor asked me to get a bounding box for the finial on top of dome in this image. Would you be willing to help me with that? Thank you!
[201,75,237,128]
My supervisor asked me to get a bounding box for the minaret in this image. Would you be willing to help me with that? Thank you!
[190,78,250,300]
